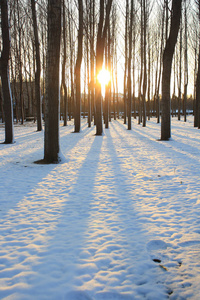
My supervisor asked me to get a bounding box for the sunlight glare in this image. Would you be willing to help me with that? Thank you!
[97,69,110,87]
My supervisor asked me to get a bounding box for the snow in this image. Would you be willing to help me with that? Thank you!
[0,116,200,300]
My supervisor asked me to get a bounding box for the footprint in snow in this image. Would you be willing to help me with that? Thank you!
[146,239,169,263]
[146,239,169,251]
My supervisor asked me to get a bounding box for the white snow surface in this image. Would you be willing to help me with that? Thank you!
[0,117,200,300]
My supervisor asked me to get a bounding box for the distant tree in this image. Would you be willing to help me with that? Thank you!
[142,0,148,127]
[155,1,165,124]
[68,2,75,121]
[124,0,129,125]
[127,0,134,130]
[95,0,113,135]
[89,0,96,126]
[74,0,83,133]
[195,0,200,128]
[0,0,14,144]
[61,0,68,127]
[178,12,182,121]
[31,0,42,131]
[161,0,182,140]
[104,25,111,129]
[16,0,25,124]
[44,0,61,163]
[183,0,188,122]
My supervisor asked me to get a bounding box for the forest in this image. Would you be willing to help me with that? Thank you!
[0,0,200,163]
[1,2,200,298]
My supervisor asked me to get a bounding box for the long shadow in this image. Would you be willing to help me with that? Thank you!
[60,120,95,154]
[0,121,95,218]
[115,119,200,167]
[97,128,169,298]
[28,135,104,299]
[0,134,103,299]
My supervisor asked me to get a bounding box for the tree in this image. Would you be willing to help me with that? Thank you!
[142,0,147,127]
[89,0,95,126]
[0,0,14,144]
[161,0,182,140]
[195,0,200,128]
[61,0,68,127]
[183,0,188,122]
[178,12,182,121]
[68,2,75,122]
[31,0,42,131]
[95,0,113,135]
[16,0,24,124]
[127,0,134,130]
[74,0,83,132]
[44,0,61,163]
[124,0,129,125]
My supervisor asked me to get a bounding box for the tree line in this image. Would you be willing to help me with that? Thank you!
[0,0,200,163]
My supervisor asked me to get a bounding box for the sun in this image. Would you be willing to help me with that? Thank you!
[97,68,110,87]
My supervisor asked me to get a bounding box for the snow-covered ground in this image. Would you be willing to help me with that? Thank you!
[0,116,200,300]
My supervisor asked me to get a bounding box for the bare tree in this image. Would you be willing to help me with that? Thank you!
[43,0,61,163]
[178,12,182,120]
[127,0,134,130]
[195,0,200,128]
[31,0,42,131]
[61,0,68,127]
[183,0,188,122]
[74,0,83,132]
[0,0,14,144]
[124,0,129,125]
[161,0,182,140]
[95,0,113,135]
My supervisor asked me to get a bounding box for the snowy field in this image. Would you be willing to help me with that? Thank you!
[0,116,200,300]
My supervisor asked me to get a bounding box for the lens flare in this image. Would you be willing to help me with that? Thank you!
[97,69,110,86]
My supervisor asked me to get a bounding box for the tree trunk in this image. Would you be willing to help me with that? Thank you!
[196,52,200,128]
[95,0,113,135]
[61,0,68,127]
[183,1,188,122]
[31,0,42,131]
[156,3,165,124]
[124,0,129,125]
[104,30,109,129]
[44,0,61,163]
[178,14,182,121]
[0,0,14,144]
[16,0,24,124]
[138,0,144,125]
[74,0,83,133]
[142,0,147,127]
[161,0,182,140]
[90,0,95,124]
[127,0,133,130]
[0,90,4,123]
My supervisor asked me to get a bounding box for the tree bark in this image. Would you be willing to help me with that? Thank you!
[183,1,188,122]
[95,0,113,135]
[74,0,83,133]
[124,0,128,125]
[0,0,14,144]
[31,0,42,131]
[44,0,61,163]
[161,0,182,140]
[61,0,68,127]
[142,0,147,127]
[196,52,200,128]
[178,13,182,121]
[127,0,134,130]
